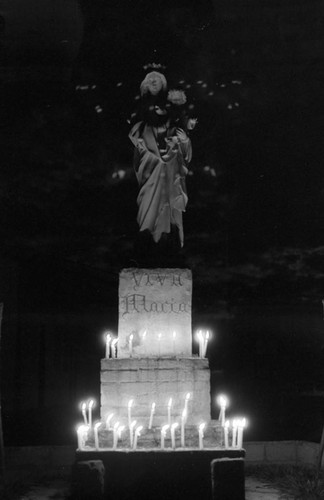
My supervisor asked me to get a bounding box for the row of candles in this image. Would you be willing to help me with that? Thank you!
[104,329,211,358]
[77,394,247,451]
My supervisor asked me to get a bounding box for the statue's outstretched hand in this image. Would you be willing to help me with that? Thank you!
[176,128,189,143]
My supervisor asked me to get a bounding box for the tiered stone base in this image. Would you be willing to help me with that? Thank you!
[101,357,211,426]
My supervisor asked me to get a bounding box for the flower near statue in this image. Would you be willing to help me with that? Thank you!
[167,89,187,105]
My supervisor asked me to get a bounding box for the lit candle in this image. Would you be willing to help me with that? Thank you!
[181,409,187,447]
[94,422,101,450]
[129,334,134,357]
[171,422,178,449]
[88,399,95,429]
[81,402,88,425]
[203,330,210,358]
[111,338,118,358]
[198,422,206,450]
[128,399,133,428]
[237,418,246,448]
[197,330,203,358]
[217,395,228,427]
[105,332,111,358]
[167,398,172,427]
[106,413,114,430]
[161,424,169,450]
[129,420,137,447]
[133,425,143,450]
[148,402,156,430]
[224,420,229,448]
[113,421,120,450]
[77,425,89,450]
[172,331,176,354]
[232,419,238,448]
[184,393,190,415]
[118,425,125,440]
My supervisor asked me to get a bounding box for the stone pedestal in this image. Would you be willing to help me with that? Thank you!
[100,358,211,426]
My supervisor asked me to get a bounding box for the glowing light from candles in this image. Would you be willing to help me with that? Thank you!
[217,394,228,426]
[113,421,120,450]
[171,422,178,449]
[237,418,247,448]
[129,334,134,357]
[232,419,238,448]
[198,422,206,449]
[106,413,114,430]
[129,420,137,447]
[197,330,204,357]
[76,424,89,450]
[94,421,101,450]
[184,393,191,414]
[111,338,118,358]
[81,402,88,425]
[158,333,162,356]
[161,424,169,450]
[128,399,133,428]
[224,420,229,448]
[167,398,172,427]
[118,425,125,439]
[88,399,95,429]
[142,330,147,354]
[148,402,156,429]
[133,425,143,450]
[203,330,210,357]
[181,409,187,447]
[105,332,111,358]
[172,331,176,353]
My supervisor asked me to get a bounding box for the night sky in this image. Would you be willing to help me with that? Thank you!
[0,0,324,445]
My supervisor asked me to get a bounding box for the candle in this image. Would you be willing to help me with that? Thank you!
[129,420,137,447]
[198,422,206,450]
[203,330,210,358]
[88,399,95,429]
[111,338,118,358]
[128,399,133,428]
[197,330,203,358]
[217,395,228,427]
[105,332,111,358]
[113,421,120,450]
[129,334,134,357]
[77,425,89,450]
[161,424,169,450]
[224,420,229,448]
[148,402,156,429]
[184,393,190,415]
[181,409,187,447]
[106,413,114,431]
[232,419,238,448]
[172,331,176,354]
[81,402,88,425]
[171,423,178,449]
[133,425,143,450]
[118,425,125,440]
[167,398,172,427]
[94,422,101,450]
[158,333,161,356]
[237,418,246,448]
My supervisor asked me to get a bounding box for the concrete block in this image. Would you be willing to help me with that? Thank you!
[211,457,245,500]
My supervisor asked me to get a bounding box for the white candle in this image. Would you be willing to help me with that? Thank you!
[77,425,89,450]
[128,399,133,428]
[171,422,178,449]
[133,425,143,450]
[129,334,134,357]
[224,420,229,448]
[237,418,246,448]
[129,420,137,447]
[81,402,88,425]
[217,395,228,427]
[111,338,118,358]
[113,421,120,450]
[203,330,210,358]
[148,402,156,429]
[232,419,238,448]
[94,422,101,450]
[106,413,114,430]
[118,425,125,440]
[198,422,206,450]
[184,393,190,415]
[181,409,187,447]
[161,424,169,450]
[88,399,94,429]
[197,330,203,358]
[167,398,172,427]
[105,333,111,358]
[172,331,176,354]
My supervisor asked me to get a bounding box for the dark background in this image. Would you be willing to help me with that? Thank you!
[0,0,324,446]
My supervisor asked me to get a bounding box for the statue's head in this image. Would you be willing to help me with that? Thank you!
[140,71,167,96]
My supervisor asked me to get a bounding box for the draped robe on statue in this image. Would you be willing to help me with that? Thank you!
[129,120,192,247]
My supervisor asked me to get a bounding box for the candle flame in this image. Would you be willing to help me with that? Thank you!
[173,331,176,338]
[128,399,134,409]
[118,425,125,438]
[81,402,87,411]
[76,424,89,433]
[112,338,119,346]
[217,394,228,407]
[225,420,230,429]
[168,398,172,408]
[185,392,190,401]
[130,420,137,430]
[199,422,206,432]
[142,330,147,338]
[151,402,156,411]
[158,333,162,340]
[206,330,210,340]
[105,332,111,341]
[161,424,169,435]
[94,421,101,431]
[171,422,178,431]
[135,425,143,436]
[197,330,203,341]
[129,334,133,341]
[88,399,95,409]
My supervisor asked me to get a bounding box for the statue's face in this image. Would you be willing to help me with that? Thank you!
[144,72,164,95]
